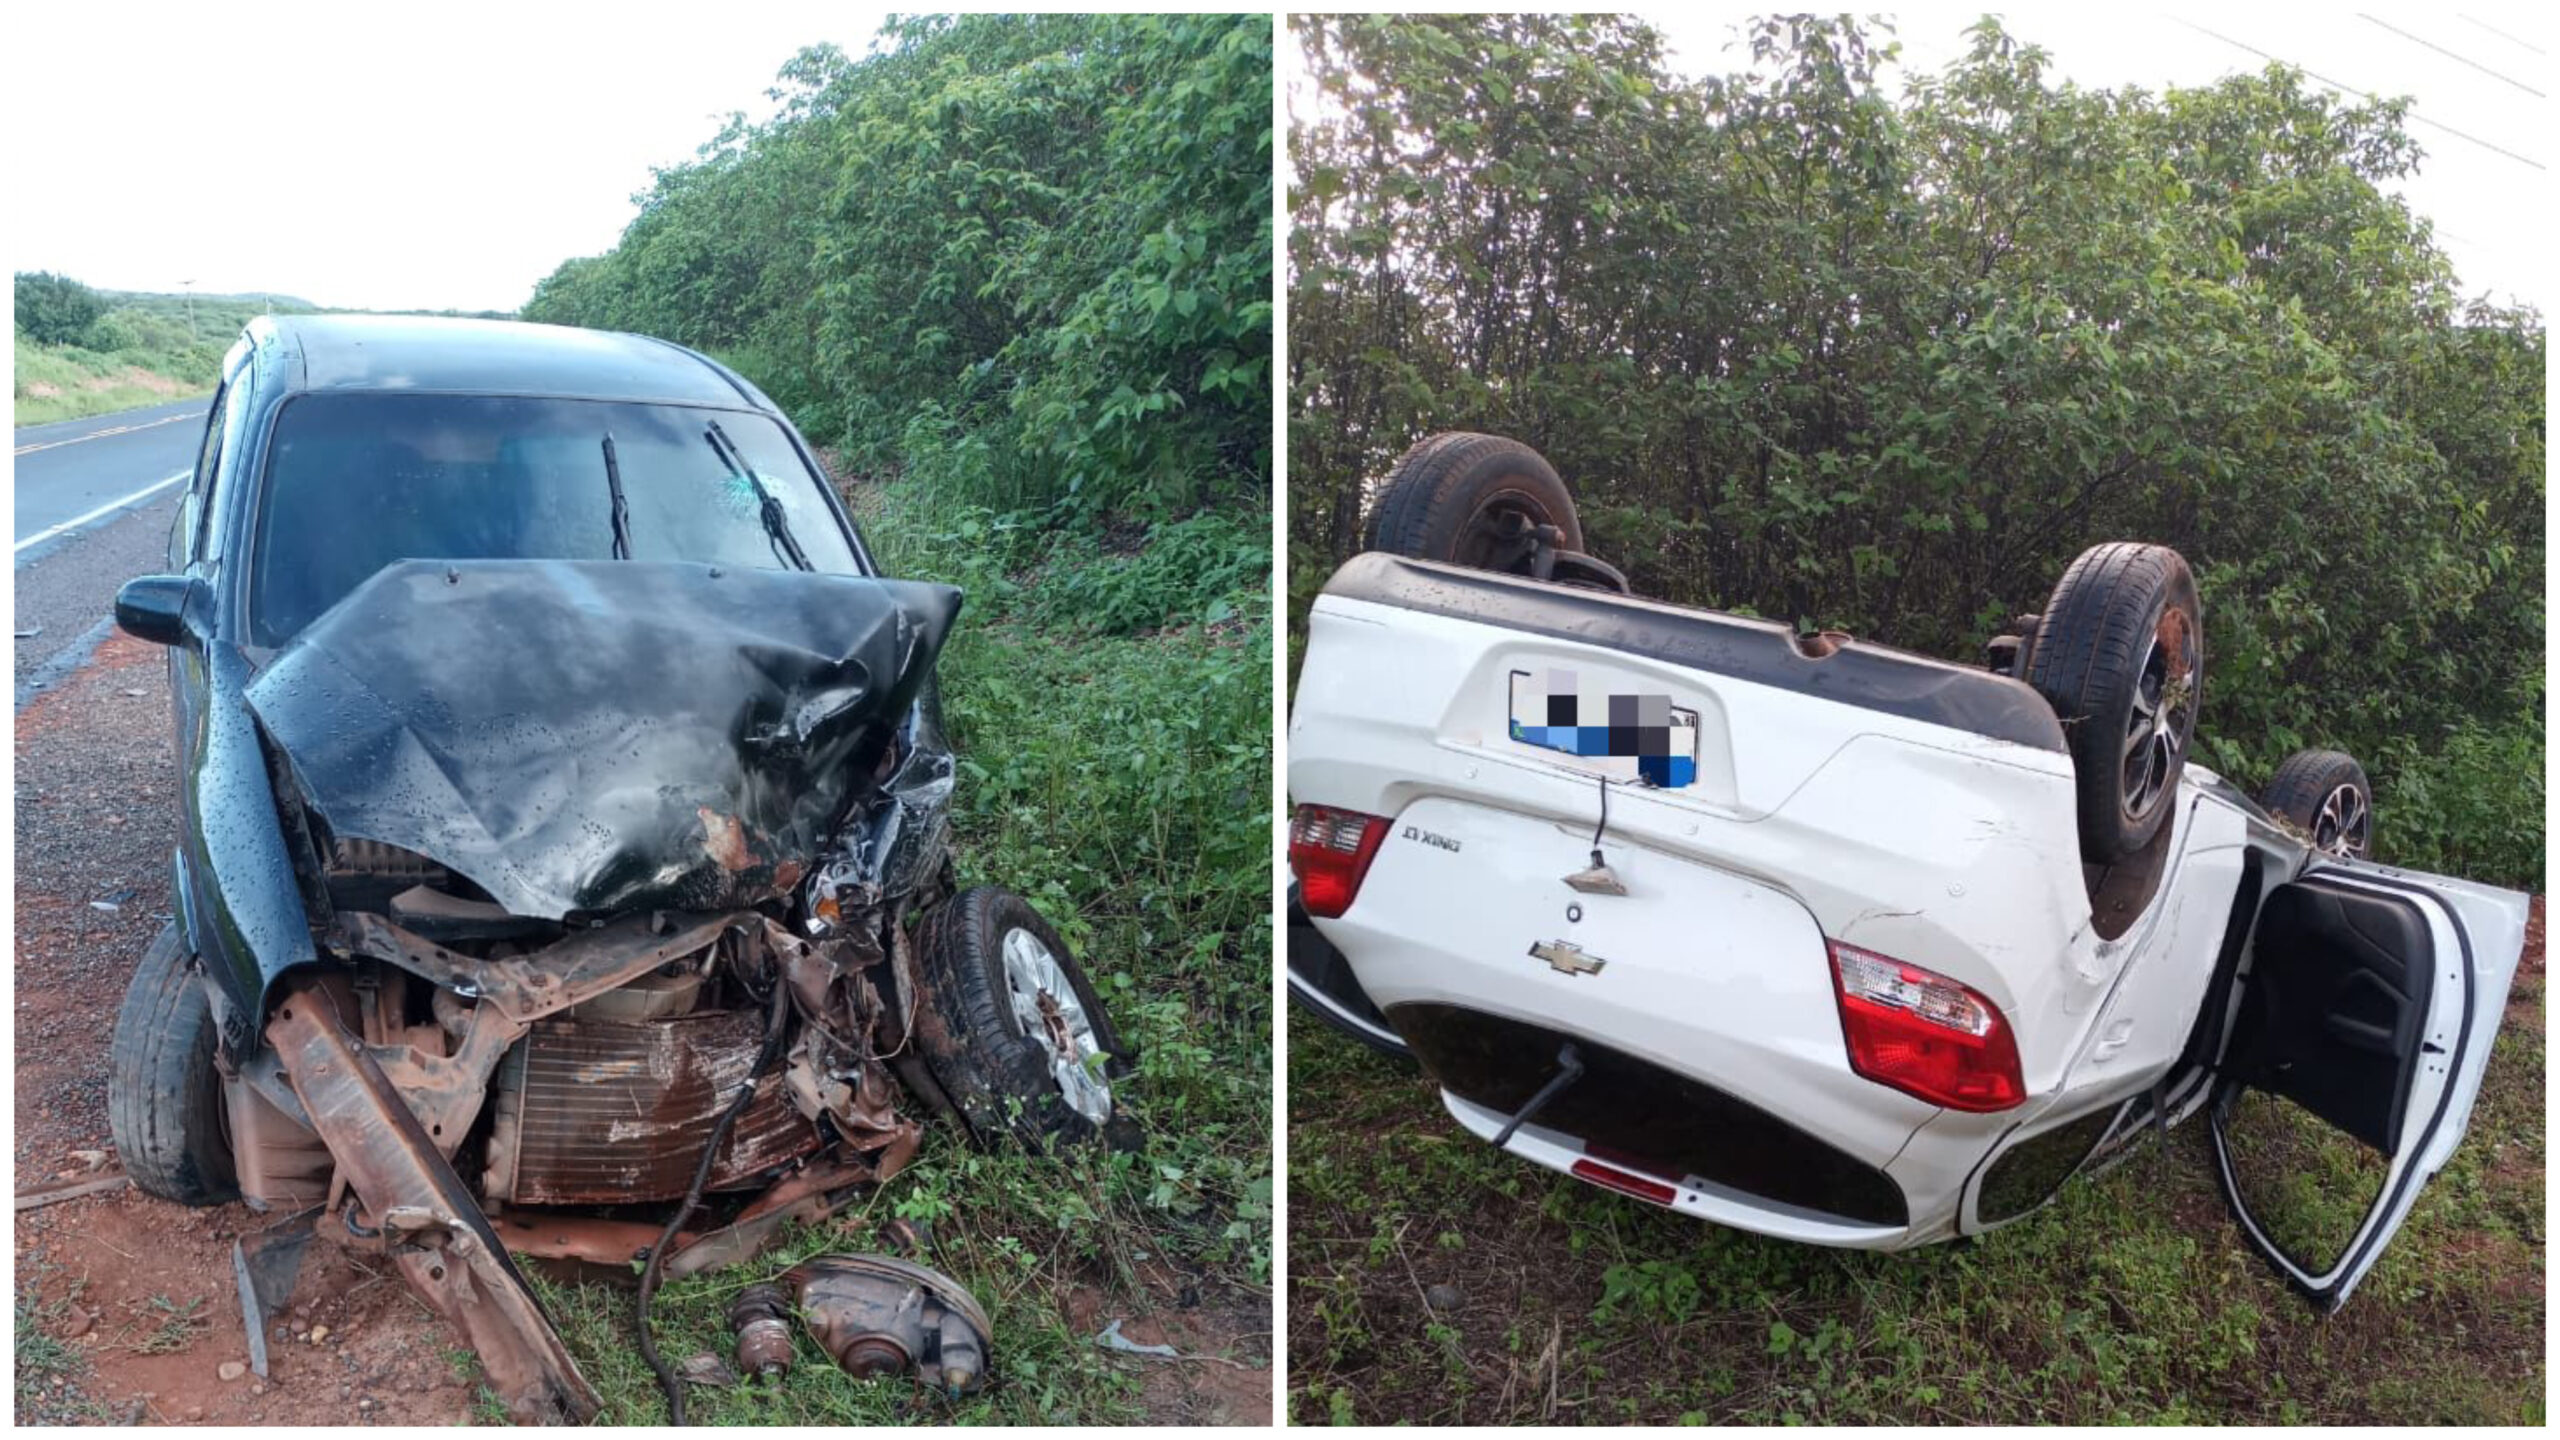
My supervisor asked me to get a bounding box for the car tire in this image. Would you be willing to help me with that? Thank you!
[910,887,1137,1152]
[2258,749,2373,859]
[107,923,238,1206]
[2023,542,2203,864]
[1364,432,1585,573]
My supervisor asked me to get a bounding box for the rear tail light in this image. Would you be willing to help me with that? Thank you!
[1829,941,2024,1112]
[1289,804,1388,918]
[1570,1157,1678,1206]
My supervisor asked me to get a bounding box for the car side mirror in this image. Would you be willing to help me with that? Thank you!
[115,574,210,649]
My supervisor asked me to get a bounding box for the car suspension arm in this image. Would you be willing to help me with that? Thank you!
[267,981,601,1424]
[1492,1042,1585,1149]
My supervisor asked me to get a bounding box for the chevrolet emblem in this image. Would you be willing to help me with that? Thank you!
[1529,939,1605,976]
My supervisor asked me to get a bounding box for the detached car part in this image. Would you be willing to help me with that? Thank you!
[728,1284,797,1381]
[784,1252,994,1396]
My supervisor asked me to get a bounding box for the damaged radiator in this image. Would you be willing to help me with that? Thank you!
[485,1010,821,1205]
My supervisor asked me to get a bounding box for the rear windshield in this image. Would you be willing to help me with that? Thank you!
[247,392,861,646]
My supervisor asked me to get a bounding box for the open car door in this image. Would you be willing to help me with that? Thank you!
[2208,863,2530,1309]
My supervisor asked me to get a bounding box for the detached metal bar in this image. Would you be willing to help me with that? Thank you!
[267,982,601,1424]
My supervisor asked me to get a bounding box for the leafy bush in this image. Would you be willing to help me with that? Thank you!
[14,271,105,345]
[527,15,1273,521]
[2368,709,2545,889]
[1291,14,2543,884]
[79,314,139,354]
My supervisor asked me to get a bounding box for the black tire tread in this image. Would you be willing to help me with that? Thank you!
[1364,432,1585,563]
[2023,541,2200,863]
[2259,749,2371,839]
[107,924,238,1206]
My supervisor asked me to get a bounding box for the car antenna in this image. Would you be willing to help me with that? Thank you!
[601,433,632,560]
[1565,773,1629,895]
[703,419,812,571]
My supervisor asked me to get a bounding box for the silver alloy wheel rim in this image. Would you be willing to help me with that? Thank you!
[1001,926,1110,1125]
[2312,782,2371,858]
[2120,628,2195,822]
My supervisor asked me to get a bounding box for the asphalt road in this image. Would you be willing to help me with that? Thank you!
[14,397,208,552]
[13,399,205,703]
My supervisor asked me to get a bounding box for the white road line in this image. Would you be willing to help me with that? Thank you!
[14,471,189,554]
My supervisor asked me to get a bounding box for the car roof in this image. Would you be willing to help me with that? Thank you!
[254,313,768,410]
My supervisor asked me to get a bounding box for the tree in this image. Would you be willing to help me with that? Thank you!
[15,271,107,346]
[523,15,1272,520]
[1289,14,2543,884]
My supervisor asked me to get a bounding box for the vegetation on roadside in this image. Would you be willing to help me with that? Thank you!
[1288,13,2544,888]
[524,13,1272,523]
[10,275,514,427]
[509,13,1275,1424]
[14,274,270,426]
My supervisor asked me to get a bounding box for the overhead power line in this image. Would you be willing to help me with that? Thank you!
[2178,19,2548,171]
[2457,13,2547,57]
[2358,14,2545,97]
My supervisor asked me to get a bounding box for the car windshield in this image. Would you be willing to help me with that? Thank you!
[247,392,860,646]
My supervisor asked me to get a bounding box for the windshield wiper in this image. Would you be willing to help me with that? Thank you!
[601,434,633,560]
[703,420,811,571]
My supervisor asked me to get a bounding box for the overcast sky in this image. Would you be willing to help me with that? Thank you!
[1648,8,2549,311]
[5,1,894,313]
[8,10,2546,315]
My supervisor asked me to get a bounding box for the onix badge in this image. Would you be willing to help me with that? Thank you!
[1529,938,1606,976]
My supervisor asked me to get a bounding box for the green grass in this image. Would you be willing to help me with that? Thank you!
[516,478,1274,1423]
[12,334,210,426]
[528,1146,1157,1423]
[13,1263,110,1424]
[1286,948,2545,1425]
[15,1287,86,1408]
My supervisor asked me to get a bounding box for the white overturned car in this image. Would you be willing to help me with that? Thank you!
[1287,433,2526,1309]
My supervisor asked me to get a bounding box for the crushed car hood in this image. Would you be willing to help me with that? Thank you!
[246,558,961,920]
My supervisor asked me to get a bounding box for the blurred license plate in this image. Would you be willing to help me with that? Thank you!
[1506,668,1697,788]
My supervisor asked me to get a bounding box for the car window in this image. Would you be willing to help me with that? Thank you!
[179,381,230,566]
[196,373,258,563]
[246,392,861,647]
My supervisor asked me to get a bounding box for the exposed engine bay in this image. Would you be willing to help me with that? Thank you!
[194,561,1116,1422]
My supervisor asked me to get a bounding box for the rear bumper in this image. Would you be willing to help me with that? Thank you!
[1441,1092,1914,1247]
[1285,884,1412,1060]
[1311,795,1947,1232]
[1395,1002,1910,1236]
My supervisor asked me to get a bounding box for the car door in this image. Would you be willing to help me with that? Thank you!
[2207,860,2530,1309]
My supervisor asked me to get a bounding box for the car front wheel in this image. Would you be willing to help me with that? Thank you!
[909,887,1136,1151]
[2258,749,2373,859]
[107,923,238,1205]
